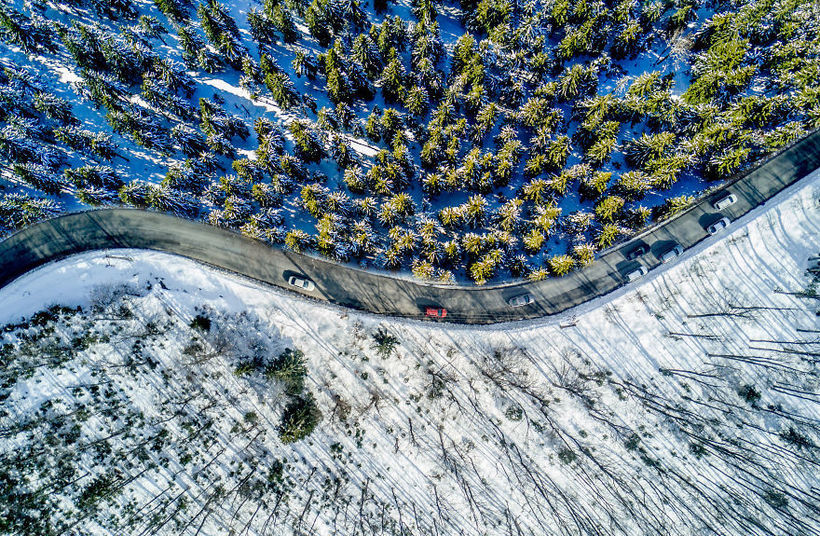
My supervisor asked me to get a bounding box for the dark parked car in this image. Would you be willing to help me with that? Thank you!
[625,244,650,260]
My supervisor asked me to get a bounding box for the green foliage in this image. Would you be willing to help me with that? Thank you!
[0,193,60,230]
[705,145,751,179]
[371,328,399,358]
[64,165,122,191]
[652,195,694,221]
[261,54,300,109]
[153,0,189,22]
[548,255,575,276]
[557,448,577,464]
[279,393,321,443]
[779,427,814,449]
[190,314,211,332]
[78,474,119,511]
[737,384,761,405]
[595,195,624,222]
[288,120,324,163]
[305,0,336,47]
[234,360,258,377]
[379,52,406,103]
[1,0,817,285]
[0,5,55,54]
[266,348,307,395]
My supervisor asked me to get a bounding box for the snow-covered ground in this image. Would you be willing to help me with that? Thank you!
[1,172,818,534]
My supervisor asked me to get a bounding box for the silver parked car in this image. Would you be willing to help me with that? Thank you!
[287,275,315,291]
[659,244,683,263]
[712,193,737,211]
[706,217,731,235]
[507,294,534,307]
[625,265,648,282]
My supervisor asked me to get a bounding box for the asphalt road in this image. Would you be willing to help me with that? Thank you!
[1,130,819,324]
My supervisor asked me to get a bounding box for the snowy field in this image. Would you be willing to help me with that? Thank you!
[0,172,819,534]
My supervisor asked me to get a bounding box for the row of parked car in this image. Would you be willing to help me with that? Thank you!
[285,191,739,319]
[423,291,534,317]
[624,192,737,282]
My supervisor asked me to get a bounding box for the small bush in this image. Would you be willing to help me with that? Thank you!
[557,447,576,464]
[505,405,523,421]
[779,427,813,449]
[689,442,708,458]
[624,433,640,451]
[190,314,211,332]
[737,384,761,405]
[234,360,259,377]
[371,328,399,358]
[762,490,789,509]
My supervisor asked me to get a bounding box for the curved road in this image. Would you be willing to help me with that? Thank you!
[1,130,819,324]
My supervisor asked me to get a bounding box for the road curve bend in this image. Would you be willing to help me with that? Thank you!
[1,130,819,324]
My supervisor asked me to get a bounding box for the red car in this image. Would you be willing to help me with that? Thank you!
[425,307,447,318]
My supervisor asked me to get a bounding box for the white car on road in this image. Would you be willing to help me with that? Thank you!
[507,294,534,307]
[712,193,737,211]
[625,265,648,282]
[287,275,315,291]
[659,244,683,263]
[706,217,731,235]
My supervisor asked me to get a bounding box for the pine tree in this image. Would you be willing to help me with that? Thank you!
[289,121,324,163]
[278,393,321,443]
[596,222,620,249]
[613,170,651,201]
[705,146,750,180]
[266,348,307,395]
[548,255,575,276]
[652,195,694,221]
[261,54,300,109]
[13,163,65,195]
[292,51,318,80]
[118,181,153,207]
[579,170,611,201]
[469,248,503,285]
[352,33,382,79]
[285,229,313,252]
[64,165,123,191]
[0,5,55,54]
[271,4,299,43]
[248,8,278,45]
[595,195,624,222]
[624,132,676,167]
[557,64,597,102]
[546,136,572,169]
[403,85,429,116]
[462,194,487,227]
[305,0,334,47]
[0,193,60,230]
[520,178,550,205]
[379,51,406,103]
